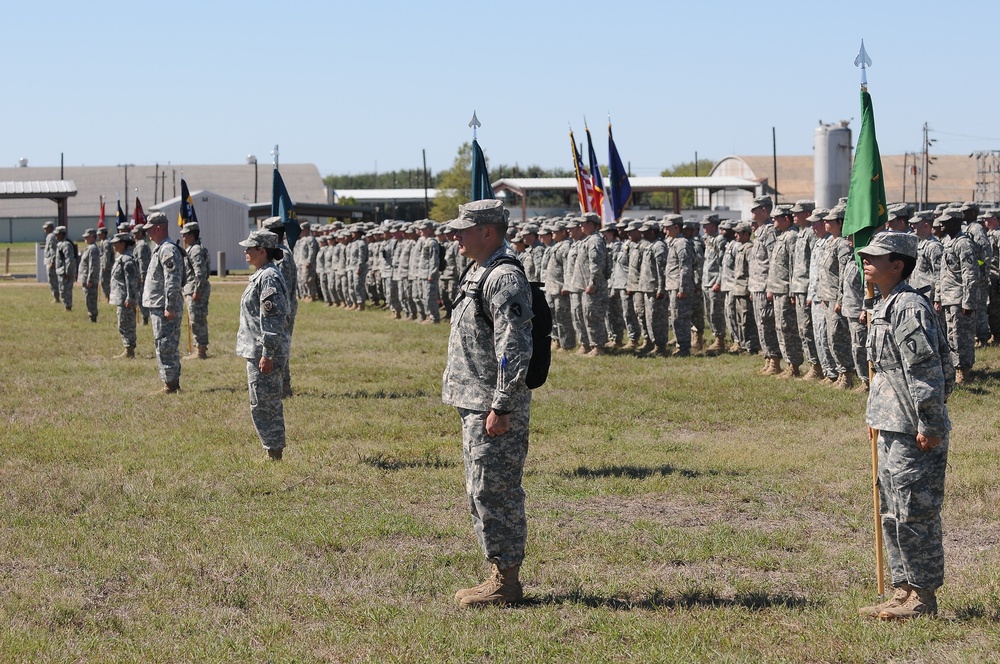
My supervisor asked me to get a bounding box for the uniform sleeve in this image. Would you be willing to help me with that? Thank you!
[192,246,210,295]
[259,273,289,358]
[959,240,980,309]
[488,269,534,412]
[894,303,949,437]
[162,245,184,315]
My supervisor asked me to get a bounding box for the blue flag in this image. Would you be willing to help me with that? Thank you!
[470,138,494,201]
[608,124,632,221]
[271,168,299,249]
[116,199,127,229]
[585,127,614,225]
[178,178,198,227]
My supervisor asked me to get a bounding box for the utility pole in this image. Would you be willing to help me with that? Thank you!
[147,163,160,204]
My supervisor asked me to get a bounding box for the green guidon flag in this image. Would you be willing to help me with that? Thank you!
[843,88,888,269]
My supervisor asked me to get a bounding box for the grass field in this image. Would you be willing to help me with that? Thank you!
[2,251,999,662]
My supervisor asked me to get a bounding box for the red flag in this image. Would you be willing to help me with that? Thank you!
[98,196,106,228]
[131,197,146,230]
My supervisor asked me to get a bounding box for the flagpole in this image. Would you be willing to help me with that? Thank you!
[855,38,885,600]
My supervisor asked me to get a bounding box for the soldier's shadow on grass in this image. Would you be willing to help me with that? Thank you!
[952,603,1000,622]
[561,464,725,480]
[529,587,810,611]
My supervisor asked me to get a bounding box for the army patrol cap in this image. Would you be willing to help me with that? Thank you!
[771,205,793,219]
[55,225,67,234]
[886,204,911,220]
[661,214,684,226]
[97,226,108,235]
[984,208,1000,220]
[522,223,540,234]
[937,209,963,224]
[700,213,720,225]
[563,219,581,229]
[824,208,846,222]
[262,216,284,231]
[82,228,97,238]
[719,220,735,231]
[43,221,55,230]
[790,200,816,213]
[112,232,134,244]
[807,208,829,223]
[857,231,918,259]
[751,195,773,211]
[298,220,312,230]
[180,221,200,235]
[448,199,510,230]
[683,219,699,230]
[142,212,168,230]
[580,212,601,226]
[908,210,934,224]
[734,221,752,234]
[239,229,279,249]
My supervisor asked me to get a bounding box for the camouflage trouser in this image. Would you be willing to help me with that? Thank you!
[185,284,211,347]
[583,290,608,347]
[752,291,781,358]
[320,272,334,303]
[724,291,738,342]
[621,289,641,342]
[457,406,530,569]
[733,294,759,353]
[570,292,589,347]
[346,271,358,305]
[400,279,416,318]
[58,277,74,309]
[101,275,111,302]
[644,292,669,348]
[247,358,286,451]
[355,270,368,306]
[977,268,990,342]
[822,302,854,375]
[794,293,819,366]
[944,305,975,369]
[116,305,136,348]
[423,279,440,322]
[606,290,625,343]
[668,291,692,353]
[150,309,181,384]
[632,292,648,342]
[412,278,425,318]
[48,265,60,301]
[774,293,803,367]
[703,287,726,341]
[335,273,348,304]
[282,313,295,394]
[552,294,576,349]
[84,285,99,321]
[813,300,837,379]
[847,317,869,382]
[691,284,705,337]
[386,277,401,313]
[988,275,1000,341]
[440,278,455,318]
[878,430,947,591]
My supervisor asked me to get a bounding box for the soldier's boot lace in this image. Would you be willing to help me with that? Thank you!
[878,587,937,620]
[800,363,824,381]
[762,358,783,376]
[833,372,854,390]
[454,563,500,602]
[777,363,801,379]
[459,564,523,608]
[858,584,912,618]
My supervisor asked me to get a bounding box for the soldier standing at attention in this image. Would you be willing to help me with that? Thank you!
[790,201,822,380]
[79,228,100,322]
[42,221,60,303]
[181,222,212,359]
[443,199,533,608]
[54,226,77,311]
[237,230,290,461]
[109,232,140,358]
[133,225,153,325]
[663,215,694,356]
[765,205,802,377]
[263,216,298,398]
[98,226,114,303]
[141,212,184,393]
[701,214,727,355]
[934,208,980,384]
[748,195,782,374]
[580,213,609,355]
[856,231,951,621]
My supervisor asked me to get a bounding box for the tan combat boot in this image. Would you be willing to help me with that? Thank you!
[162,380,180,394]
[955,368,968,384]
[800,363,824,381]
[116,346,135,359]
[757,358,773,375]
[833,373,854,390]
[762,358,782,376]
[705,337,724,355]
[777,364,801,379]
[185,345,208,360]
[878,586,937,620]
[858,584,912,618]
[693,333,704,353]
[454,564,500,602]
[576,345,591,355]
[854,380,870,393]
[458,564,523,608]
[585,346,605,357]
[728,342,742,355]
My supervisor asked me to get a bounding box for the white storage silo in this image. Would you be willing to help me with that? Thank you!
[814,121,853,209]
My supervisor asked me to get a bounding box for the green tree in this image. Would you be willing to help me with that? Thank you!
[429,143,474,222]
[646,159,715,209]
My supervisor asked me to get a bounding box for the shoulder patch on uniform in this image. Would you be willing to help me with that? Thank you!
[894,311,935,366]
[261,285,277,301]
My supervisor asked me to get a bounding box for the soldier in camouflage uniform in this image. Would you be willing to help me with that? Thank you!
[663,216,694,356]
[133,225,153,325]
[181,222,212,359]
[983,209,1000,342]
[701,214,727,354]
[748,195,782,374]
[141,212,184,393]
[54,226,77,311]
[418,221,441,323]
[934,208,979,383]
[237,230,290,461]
[958,203,992,345]
[42,221,61,302]
[602,222,626,346]
[841,235,869,391]
[109,232,140,358]
[765,205,802,377]
[263,217,298,397]
[565,220,590,352]
[731,222,759,354]
[641,219,670,354]
[443,199,533,608]
[684,220,706,351]
[856,231,952,621]
[719,221,740,351]
[791,201,822,380]
[295,222,320,301]
[580,214,609,355]
[546,222,575,350]
[816,208,855,388]
[97,226,114,302]
[808,210,838,382]
[621,220,645,349]
[79,228,100,322]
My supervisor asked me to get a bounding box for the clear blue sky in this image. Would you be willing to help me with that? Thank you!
[4,0,998,180]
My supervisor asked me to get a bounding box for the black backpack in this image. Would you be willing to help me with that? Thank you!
[436,240,447,273]
[459,256,552,389]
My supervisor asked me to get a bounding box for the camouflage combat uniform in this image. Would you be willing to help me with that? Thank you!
[109,246,140,348]
[816,234,855,377]
[237,261,290,452]
[142,237,184,386]
[866,281,952,593]
[135,238,152,324]
[664,234,694,354]
[581,230,609,347]
[99,235,114,301]
[841,255,868,384]
[766,225,802,367]
[55,236,77,310]
[936,232,979,371]
[791,224,819,367]
[442,245,533,570]
[749,222,781,359]
[702,230,727,344]
[44,230,60,302]
[547,237,575,349]
[79,240,100,322]
[183,240,212,349]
